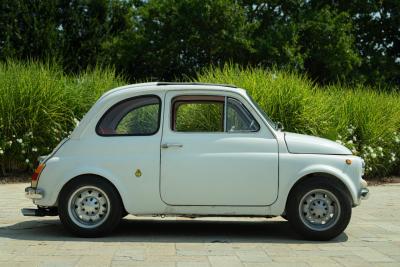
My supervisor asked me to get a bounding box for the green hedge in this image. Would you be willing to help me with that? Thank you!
[0,61,399,178]
[0,60,123,175]
[196,65,400,178]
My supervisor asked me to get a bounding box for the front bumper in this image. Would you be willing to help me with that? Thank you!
[359,178,369,200]
[25,187,44,200]
[353,178,369,206]
[360,188,369,200]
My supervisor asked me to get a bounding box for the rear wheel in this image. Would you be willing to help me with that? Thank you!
[286,178,352,240]
[58,176,122,237]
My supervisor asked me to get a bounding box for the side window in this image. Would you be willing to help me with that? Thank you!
[97,95,160,136]
[171,95,259,133]
[172,96,224,132]
[227,97,260,132]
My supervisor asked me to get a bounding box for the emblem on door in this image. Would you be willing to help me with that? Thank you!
[135,169,142,177]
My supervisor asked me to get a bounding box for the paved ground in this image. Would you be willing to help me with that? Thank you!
[0,183,399,267]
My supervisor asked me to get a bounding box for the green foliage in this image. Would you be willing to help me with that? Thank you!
[101,0,252,80]
[57,0,133,72]
[0,60,123,175]
[175,102,224,132]
[1,0,398,86]
[196,64,400,177]
[0,0,132,72]
[0,61,399,178]
[116,104,159,135]
[0,0,60,60]
[240,1,304,71]
[299,8,361,83]
[310,0,400,85]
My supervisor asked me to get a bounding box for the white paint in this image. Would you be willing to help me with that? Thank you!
[33,83,367,217]
[285,132,352,155]
[160,90,279,206]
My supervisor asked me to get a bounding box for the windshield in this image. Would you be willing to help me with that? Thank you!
[247,94,277,130]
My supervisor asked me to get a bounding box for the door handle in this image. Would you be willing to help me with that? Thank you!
[161,143,183,149]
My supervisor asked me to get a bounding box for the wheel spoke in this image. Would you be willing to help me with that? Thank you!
[69,186,110,229]
[298,189,341,231]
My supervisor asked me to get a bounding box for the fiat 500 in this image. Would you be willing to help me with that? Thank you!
[22,82,369,240]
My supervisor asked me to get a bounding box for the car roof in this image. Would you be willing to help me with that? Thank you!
[155,82,237,88]
[98,82,246,101]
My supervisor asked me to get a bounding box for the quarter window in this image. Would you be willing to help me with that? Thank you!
[227,97,260,132]
[97,95,161,136]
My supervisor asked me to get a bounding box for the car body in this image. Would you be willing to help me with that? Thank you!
[23,82,369,240]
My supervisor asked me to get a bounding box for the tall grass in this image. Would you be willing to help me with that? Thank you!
[0,61,398,178]
[196,65,400,177]
[0,60,123,175]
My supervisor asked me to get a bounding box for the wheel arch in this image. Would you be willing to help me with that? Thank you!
[58,173,127,214]
[284,171,357,213]
[289,173,351,198]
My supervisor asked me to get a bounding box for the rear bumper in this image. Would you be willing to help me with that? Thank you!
[25,187,44,200]
[21,207,58,217]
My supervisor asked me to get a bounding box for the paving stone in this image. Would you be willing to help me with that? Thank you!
[208,255,243,267]
[114,248,145,261]
[235,251,272,263]
[146,255,208,262]
[177,261,211,267]
[0,183,399,266]
[145,243,176,255]
[351,247,395,262]
[111,260,175,267]
[246,263,310,267]
[331,255,374,267]
[178,249,236,256]
[75,255,113,267]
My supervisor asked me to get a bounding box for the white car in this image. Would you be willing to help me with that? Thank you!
[22,82,369,240]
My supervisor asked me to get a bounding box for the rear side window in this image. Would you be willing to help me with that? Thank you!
[97,95,161,136]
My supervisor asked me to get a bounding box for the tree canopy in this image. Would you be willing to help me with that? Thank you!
[0,0,398,87]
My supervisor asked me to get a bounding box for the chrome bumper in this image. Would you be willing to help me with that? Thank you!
[360,188,369,200]
[21,207,58,217]
[359,179,369,200]
[25,187,44,200]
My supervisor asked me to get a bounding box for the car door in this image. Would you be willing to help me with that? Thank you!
[160,90,279,206]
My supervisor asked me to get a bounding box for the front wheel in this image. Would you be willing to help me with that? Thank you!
[58,176,122,237]
[286,179,352,240]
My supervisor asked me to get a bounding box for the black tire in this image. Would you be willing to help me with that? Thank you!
[286,178,352,241]
[58,175,123,237]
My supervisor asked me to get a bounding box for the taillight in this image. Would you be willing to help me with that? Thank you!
[31,163,45,188]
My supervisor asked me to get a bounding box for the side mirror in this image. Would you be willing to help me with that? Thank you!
[276,121,284,131]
